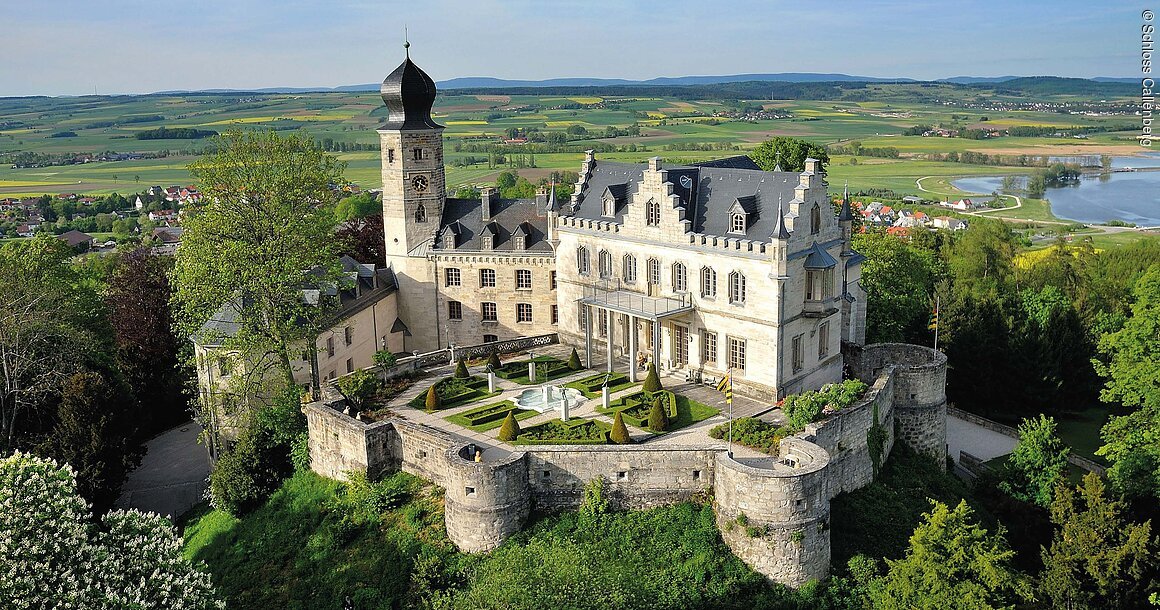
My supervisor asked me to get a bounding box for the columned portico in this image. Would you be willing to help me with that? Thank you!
[578,282,693,375]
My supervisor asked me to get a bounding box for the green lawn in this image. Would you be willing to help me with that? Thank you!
[563,372,638,398]
[1053,405,1110,464]
[597,390,719,433]
[406,375,500,410]
[444,400,538,432]
[510,417,612,445]
[492,356,580,385]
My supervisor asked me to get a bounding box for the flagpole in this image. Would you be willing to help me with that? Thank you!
[933,294,940,351]
[727,368,733,457]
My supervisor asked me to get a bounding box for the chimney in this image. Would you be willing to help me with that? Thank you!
[535,186,547,212]
[481,187,494,221]
[648,156,661,172]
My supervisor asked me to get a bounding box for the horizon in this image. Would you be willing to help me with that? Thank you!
[0,0,1143,97]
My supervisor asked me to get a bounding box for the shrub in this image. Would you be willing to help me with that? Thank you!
[497,411,520,442]
[487,351,502,370]
[610,412,631,444]
[208,392,304,515]
[647,397,669,432]
[783,379,868,432]
[708,417,785,454]
[642,362,662,392]
[373,350,397,368]
[335,369,381,413]
[454,358,470,379]
[567,347,582,370]
[424,385,440,411]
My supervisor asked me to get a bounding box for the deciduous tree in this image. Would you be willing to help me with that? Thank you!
[749,136,829,172]
[999,414,1070,508]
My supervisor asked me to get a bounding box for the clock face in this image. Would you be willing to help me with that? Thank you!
[411,175,429,193]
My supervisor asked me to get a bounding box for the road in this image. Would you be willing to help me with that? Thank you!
[116,421,211,519]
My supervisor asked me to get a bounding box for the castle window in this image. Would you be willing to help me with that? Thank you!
[672,262,687,293]
[346,358,353,373]
[542,470,551,479]
[484,334,498,343]
[387,149,395,163]
[217,356,232,376]
[647,258,660,287]
[646,199,661,226]
[730,213,746,234]
[326,337,335,358]
[701,266,717,298]
[818,321,830,359]
[603,196,615,217]
[806,268,834,301]
[577,246,590,276]
[413,147,424,161]
[415,204,426,223]
[516,269,532,290]
[480,268,496,288]
[728,271,746,305]
[448,300,462,320]
[578,303,588,332]
[597,309,608,337]
[729,337,747,371]
[701,331,717,365]
[623,254,637,283]
[810,204,821,235]
[344,326,353,346]
[465,486,475,496]
[616,471,627,481]
[598,250,612,278]
[481,302,497,322]
[516,303,532,323]
[513,235,526,250]
[550,271,557,290]
[792,334,804,372]
[692,470,702,481]
[551,304,559,325]
[445,268,461,287]
[481,235,493,251]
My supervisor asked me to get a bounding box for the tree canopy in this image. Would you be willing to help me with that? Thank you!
[749,137,829,173]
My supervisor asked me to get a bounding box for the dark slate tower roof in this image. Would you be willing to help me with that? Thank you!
[380,44,442,130]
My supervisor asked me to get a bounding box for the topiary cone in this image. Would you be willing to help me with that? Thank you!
[425,385,440,411]
[642,362,662,392]
[567,347,582,370]
[454,358,470,379]
[497,410,520,442]
[487,351,502,370]
[610,411,631,444]
[648,396,669,432]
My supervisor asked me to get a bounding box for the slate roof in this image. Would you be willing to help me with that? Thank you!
[434,197,552,252]
[571,160,807,241]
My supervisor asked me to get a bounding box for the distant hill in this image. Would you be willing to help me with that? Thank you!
[149,74,1138,96]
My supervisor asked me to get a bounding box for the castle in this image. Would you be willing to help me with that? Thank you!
[298,50,949,588]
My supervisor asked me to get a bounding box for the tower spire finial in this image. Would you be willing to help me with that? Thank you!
[404,25,410,58]
[839,180,854,222]
[773,192,790,240]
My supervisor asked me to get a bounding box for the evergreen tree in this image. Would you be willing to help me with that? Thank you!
[642,362,662,393]
[869,500,1032,608]
[1039,473,1155,609]
[487,351,502,371]
[424,385,440,411]
[497,411,520,442]
[567,347,582,370]
[647,396,669,432]
[610,412,631,444]
[454,358,470,379]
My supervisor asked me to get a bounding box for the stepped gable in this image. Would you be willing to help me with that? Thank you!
[569,158,802,241]
[434,198,551,252]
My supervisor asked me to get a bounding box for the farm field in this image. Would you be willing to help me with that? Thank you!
[3,83,1156,250]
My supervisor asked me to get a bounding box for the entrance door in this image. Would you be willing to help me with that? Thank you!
[672,324,688,366]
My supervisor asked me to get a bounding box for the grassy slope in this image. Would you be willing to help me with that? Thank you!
[182,470,828,610]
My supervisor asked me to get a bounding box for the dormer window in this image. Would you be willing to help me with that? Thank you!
[730,213,746,234]
[513,235,525,250]
[603,197,616,217]
[415,204,426,223]
[481,235,493,251]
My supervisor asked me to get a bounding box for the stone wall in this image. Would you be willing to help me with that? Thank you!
[305,340,950,587]
[525,445,717,511]
[713,438,832,587]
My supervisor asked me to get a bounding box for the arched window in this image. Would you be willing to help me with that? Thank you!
[577,246,590,276]
[647,258,661,286]
[672,262,687,293]
[730,213,746,233]
[728,271,746,305]
[701,266,717,298]
[623,254,637,283]
[603,197,615,217]
[810,204,821,235]
[646,199,661,226]
[598,250,613,278]
[415,204,427,223]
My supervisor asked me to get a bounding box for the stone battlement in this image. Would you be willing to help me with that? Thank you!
[305,341,947,587]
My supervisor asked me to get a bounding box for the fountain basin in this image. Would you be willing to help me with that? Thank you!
[514,386,584,414]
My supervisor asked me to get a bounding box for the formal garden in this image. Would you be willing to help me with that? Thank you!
[444,400,538,432]
[490,353,581,385]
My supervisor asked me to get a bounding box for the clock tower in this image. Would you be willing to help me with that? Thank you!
[378,43,446,263]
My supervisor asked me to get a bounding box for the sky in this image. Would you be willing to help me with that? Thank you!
[0,0,1144,96]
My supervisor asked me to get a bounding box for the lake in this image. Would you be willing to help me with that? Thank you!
[952,154,1160,227]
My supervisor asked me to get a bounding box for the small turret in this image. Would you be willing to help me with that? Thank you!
[546,183,560,242]
[770,194,790,280]
[839,182,853,256]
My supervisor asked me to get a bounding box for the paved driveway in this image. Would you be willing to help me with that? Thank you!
[946,415,1016,464]
[116,421,211,519]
